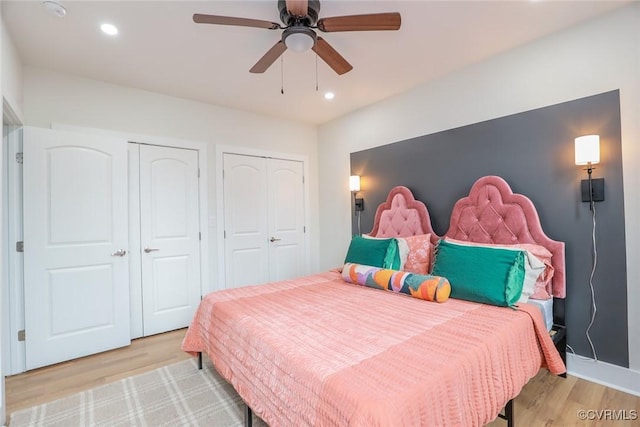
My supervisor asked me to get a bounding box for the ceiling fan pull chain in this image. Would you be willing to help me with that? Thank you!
[281,56,285,94]
[315,51,319,92]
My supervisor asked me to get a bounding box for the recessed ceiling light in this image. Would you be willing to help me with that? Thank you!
[324,92,335,100]
[100,23,118,36]
[43,1,67,18]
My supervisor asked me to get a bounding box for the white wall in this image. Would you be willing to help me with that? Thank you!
[1,18,23,122]
[23,66,320,286]
[318,2,640,375]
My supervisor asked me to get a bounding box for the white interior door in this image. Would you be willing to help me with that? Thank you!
[268,159,305,281]
[223,153,269,288]
[23,127,130,370]
[139,145,201,336]
[223,154,305,288]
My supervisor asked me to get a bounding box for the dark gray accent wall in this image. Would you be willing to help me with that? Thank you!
[350,90,628,367]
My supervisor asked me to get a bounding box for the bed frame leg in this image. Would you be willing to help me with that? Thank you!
[497,399,514,427]
[197,352,203,370]
[244,405,253,427]
[505,399,514,427]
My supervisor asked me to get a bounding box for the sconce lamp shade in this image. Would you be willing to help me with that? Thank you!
[349,175,361,192]
[575,135,600,165]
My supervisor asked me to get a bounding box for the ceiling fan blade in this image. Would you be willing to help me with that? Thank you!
[316,12,401,32]
[250,41,288,73]
[193,14,282,30]
[312,37,353,75]
[286,0,308,17]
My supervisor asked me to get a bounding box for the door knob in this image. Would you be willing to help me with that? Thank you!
[269,237,281,243]
[144,247,160,253]
[111,249,127,257]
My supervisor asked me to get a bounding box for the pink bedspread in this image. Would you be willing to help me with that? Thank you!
[182,270,565,426]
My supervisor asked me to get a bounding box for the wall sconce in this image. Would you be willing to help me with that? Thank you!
[349,175,364,212]
[574,135,603,361]
[575,135,604,207]
[350,175,363,236]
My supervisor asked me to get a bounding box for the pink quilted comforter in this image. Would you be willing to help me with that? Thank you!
[182,270,565,427]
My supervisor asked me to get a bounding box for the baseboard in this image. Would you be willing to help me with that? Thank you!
[567,353,640,397]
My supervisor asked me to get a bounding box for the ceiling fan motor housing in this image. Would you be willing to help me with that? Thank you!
[278,0,321,26]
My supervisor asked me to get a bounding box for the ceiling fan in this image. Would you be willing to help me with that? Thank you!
[193,0,401,75]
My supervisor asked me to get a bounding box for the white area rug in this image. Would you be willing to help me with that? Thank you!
[10,358,268,426]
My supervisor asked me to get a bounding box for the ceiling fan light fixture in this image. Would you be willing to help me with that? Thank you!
[283,27,316,53]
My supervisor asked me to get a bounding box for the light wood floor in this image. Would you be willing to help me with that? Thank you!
[485,370,640,426]
[5,328,191,419]
[5,329,640,426]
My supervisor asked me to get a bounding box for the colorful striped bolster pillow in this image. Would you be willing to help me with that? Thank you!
[341,263,451,303]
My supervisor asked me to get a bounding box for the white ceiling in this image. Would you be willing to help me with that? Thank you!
[3,0,631,125]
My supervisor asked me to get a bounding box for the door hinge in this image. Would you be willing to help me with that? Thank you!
[198,168,201,178]
[224,230,227,239]
[16,152,23,164]
[304,226,306,233]
[18,329,25,342]
[16,241,24,252]
[199,232,202,241]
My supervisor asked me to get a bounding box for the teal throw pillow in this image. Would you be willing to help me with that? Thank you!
[344,236,393,268]
[431,239,526,307]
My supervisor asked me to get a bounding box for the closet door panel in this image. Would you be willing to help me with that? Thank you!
[223,154,269,288]
[139,145,201,336]
[267,159,305,281]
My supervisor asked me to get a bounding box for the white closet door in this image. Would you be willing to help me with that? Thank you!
[223,153,269,288]
[223,154,305,288]
[139,145,201,336]
[267,159,305,281]
[23,127,130,370]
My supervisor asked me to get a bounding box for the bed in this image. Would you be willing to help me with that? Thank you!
[182,175,566,427]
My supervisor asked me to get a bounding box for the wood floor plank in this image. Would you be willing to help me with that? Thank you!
[6,328,640,426]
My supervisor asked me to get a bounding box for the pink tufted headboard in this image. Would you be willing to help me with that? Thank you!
[368,186,439,246]
[445,176,566,298]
